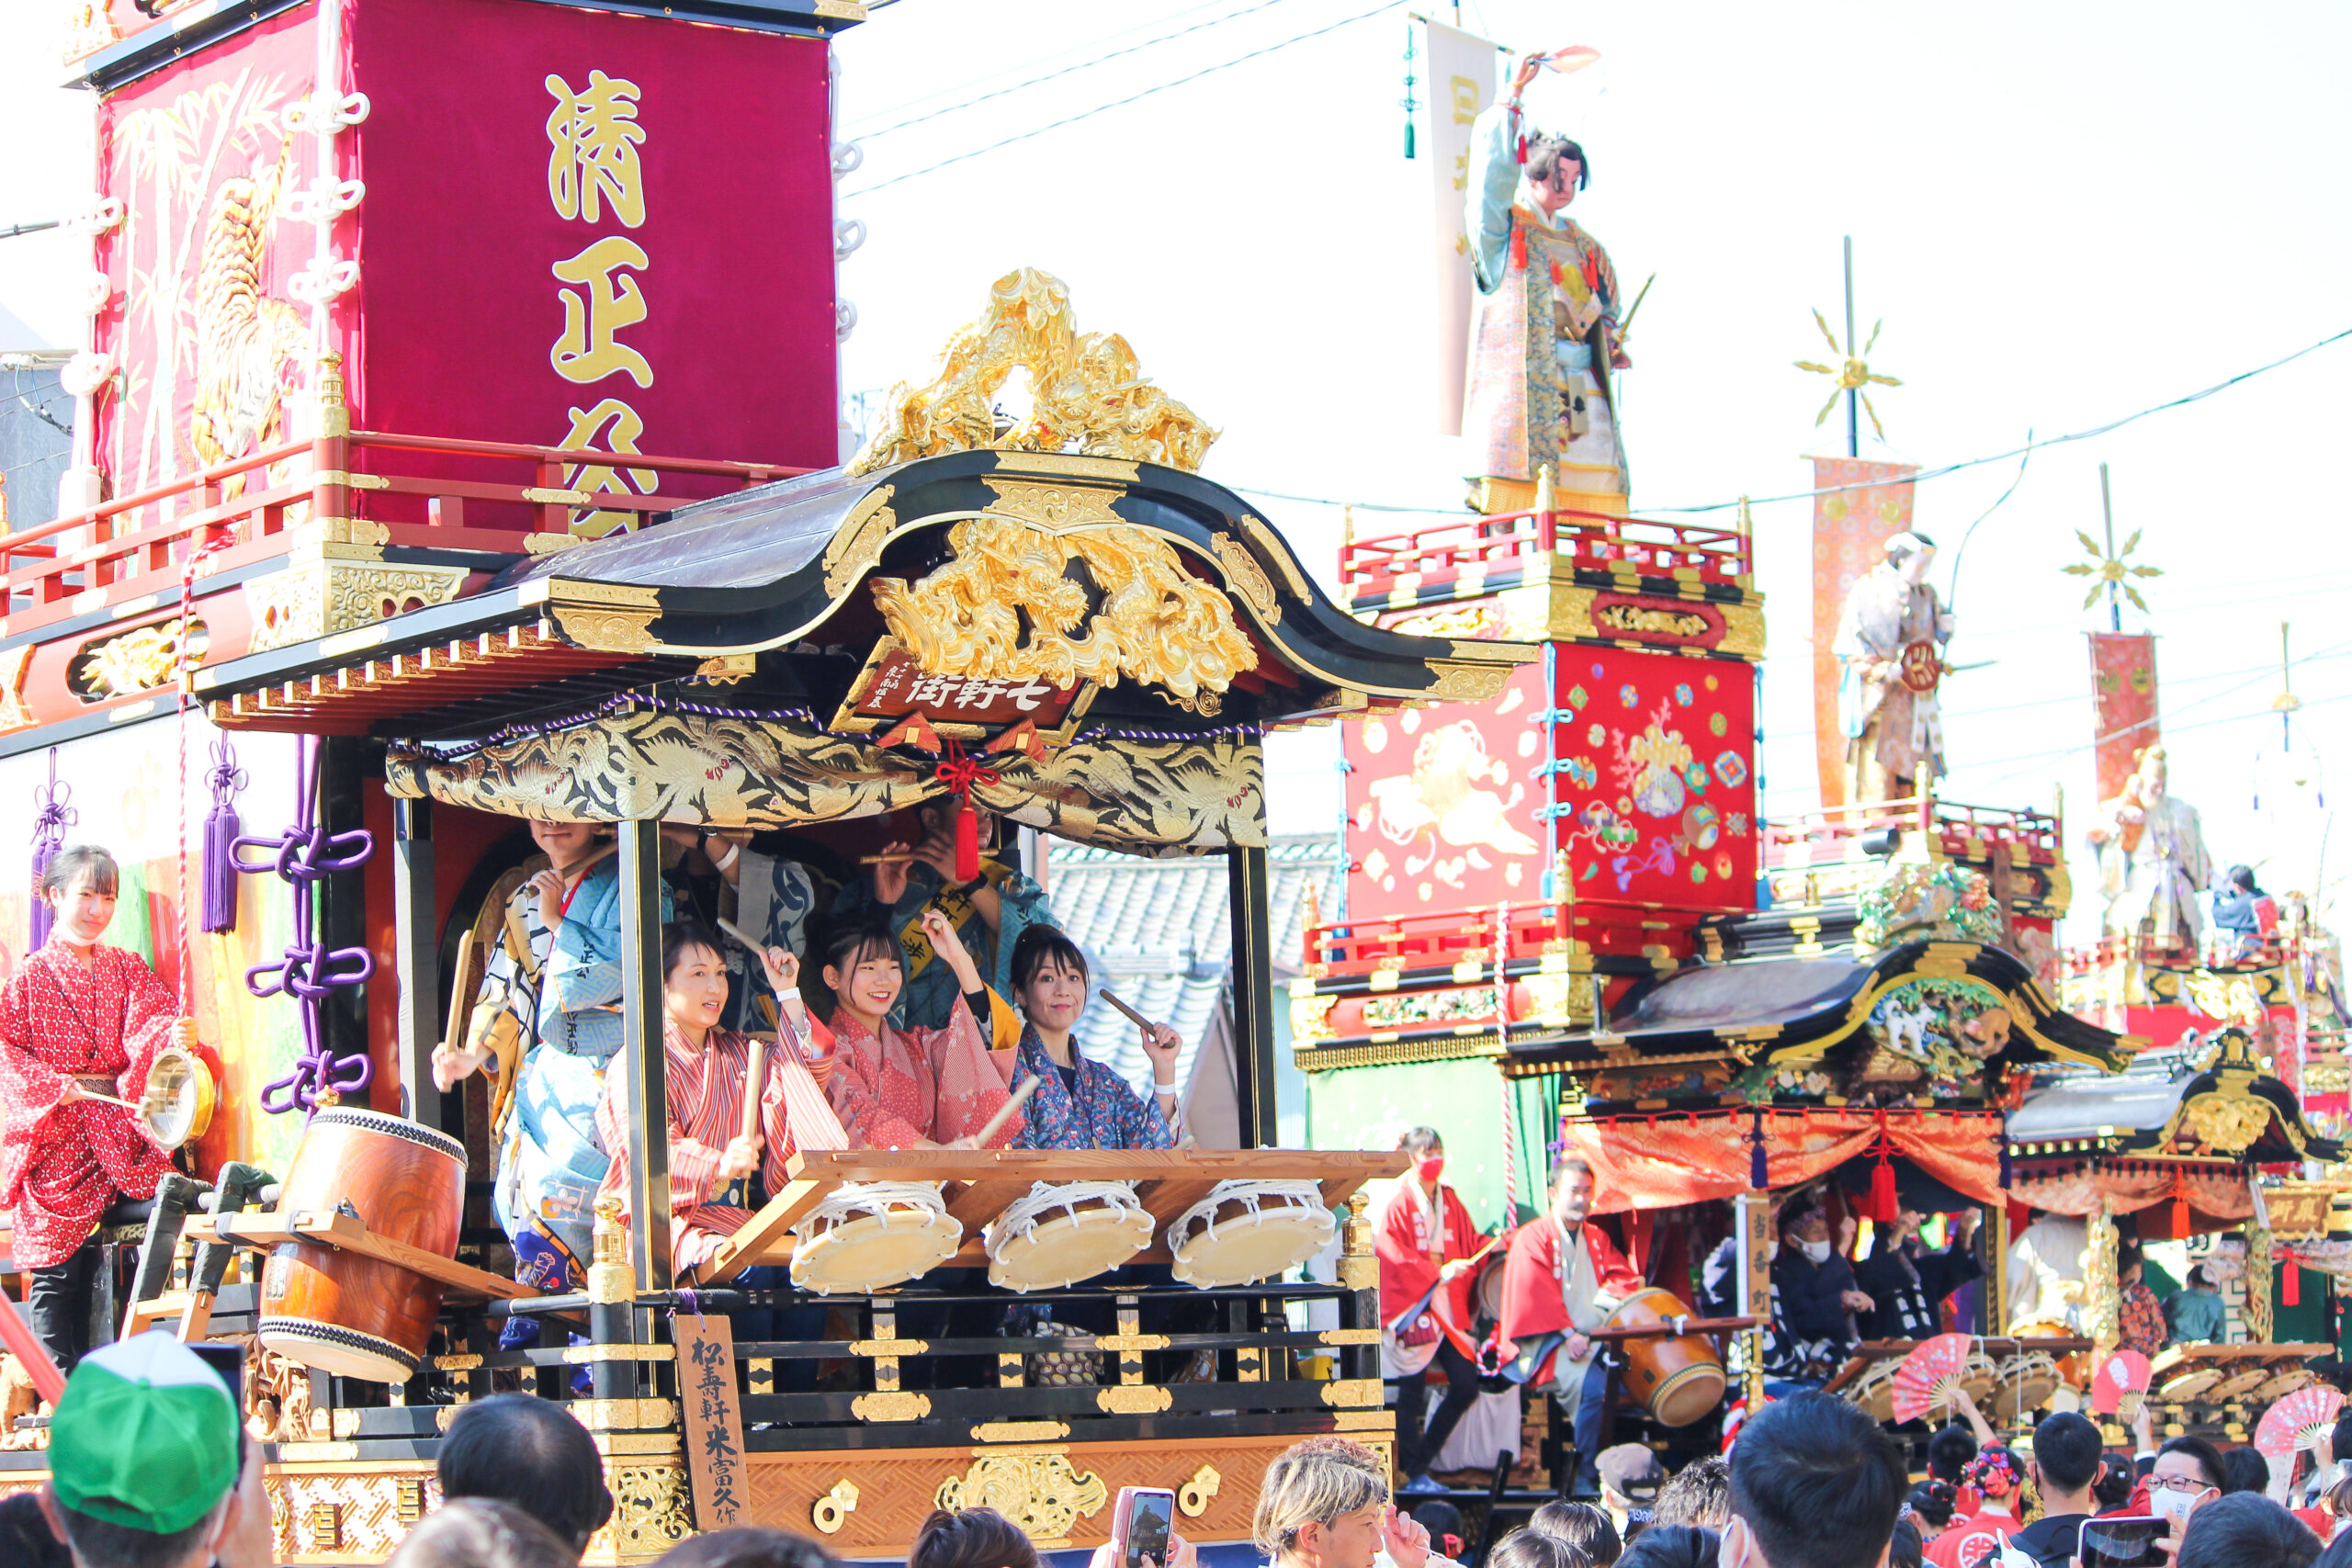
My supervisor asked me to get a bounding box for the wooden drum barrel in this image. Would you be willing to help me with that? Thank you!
[1604,1286,1725,1429]
[257,1109,466,1383]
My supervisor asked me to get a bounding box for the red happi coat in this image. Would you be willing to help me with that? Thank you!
[0,942,181,1269]
[1498,1213,1642,1345]
[1374,1178,1483,1349]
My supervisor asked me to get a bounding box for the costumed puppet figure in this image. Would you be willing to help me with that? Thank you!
[0,844,187,1371]
[832,800,1054,1032]
[1498,1156,1640,1494]
[1375,1126,1485,1494]
[660,826,822,1035]
[1005,925,1181,1152]
[433,819,673,1325]
[594,920,840,1282]
[1832,531,1955,804]
[2002,1211,2087,1335]
[2086,745,2213,952]
[816,910,1024,1150]
[1463,52,1632,507]
[1766,1191,1872,1384]
[1854,1202,1981,1342]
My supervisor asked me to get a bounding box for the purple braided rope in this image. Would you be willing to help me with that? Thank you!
[237,735,376,1116]
[28,748,74,954]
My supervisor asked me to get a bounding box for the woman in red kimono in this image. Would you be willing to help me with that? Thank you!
[594,920,841,1282]
[816,908,1023,1151]
[0,845,187,1371]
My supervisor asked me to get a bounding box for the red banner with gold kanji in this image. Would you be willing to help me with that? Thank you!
[2089,632,2160,807]
[1811,457,1919,806]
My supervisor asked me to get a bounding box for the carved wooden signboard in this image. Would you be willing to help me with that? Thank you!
[677,1310,746,1529]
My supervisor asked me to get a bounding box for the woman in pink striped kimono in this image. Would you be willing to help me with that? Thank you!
[594,920,842,1283]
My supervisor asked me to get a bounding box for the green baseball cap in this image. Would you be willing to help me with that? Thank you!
[51,1332,239,1535]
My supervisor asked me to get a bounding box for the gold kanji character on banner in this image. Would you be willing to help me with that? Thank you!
[545,69,647,227]
[551,236,653,387]
[559,398,661,538]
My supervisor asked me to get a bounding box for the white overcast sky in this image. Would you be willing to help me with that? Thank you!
[5,1,2349,941]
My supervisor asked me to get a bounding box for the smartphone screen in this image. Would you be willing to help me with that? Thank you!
[185,1341,249,1463]
[2080,1516,2167,1568]
[1121,1488,1175,1568]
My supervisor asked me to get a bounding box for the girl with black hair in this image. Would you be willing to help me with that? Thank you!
[817,909,1024,1150]
[1004,925,1182,1150]
[592,921,833,1280]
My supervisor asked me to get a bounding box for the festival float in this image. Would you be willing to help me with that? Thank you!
[0,1,1558,1560]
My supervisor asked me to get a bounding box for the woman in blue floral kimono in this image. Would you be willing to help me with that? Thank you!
[1003,926,1182,1151]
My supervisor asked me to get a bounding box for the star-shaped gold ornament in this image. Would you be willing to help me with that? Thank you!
[2062,524,2163,613]
[1794,309,1904,440]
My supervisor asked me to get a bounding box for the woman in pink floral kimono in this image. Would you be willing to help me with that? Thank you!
[814,908,1023,1151]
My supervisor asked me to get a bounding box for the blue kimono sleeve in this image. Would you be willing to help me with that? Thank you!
[542,859,673,1055]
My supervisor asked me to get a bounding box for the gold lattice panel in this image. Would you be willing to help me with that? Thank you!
[266,1464,441,1563]
[746,1432,1310,1555]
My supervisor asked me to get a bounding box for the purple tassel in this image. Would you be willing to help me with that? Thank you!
[201,740,246,934]
[1998,1113,2013,1190]
[1748,1107,1768,1190]
[28,748,74,954]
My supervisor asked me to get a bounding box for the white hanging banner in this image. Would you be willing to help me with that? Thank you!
[1425,18,1498,436]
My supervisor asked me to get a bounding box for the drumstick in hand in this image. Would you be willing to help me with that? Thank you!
[1096,987,1154,1031]
[968,1074,1038,1150]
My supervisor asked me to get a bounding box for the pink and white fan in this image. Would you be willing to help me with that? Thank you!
[2256,1385,2344,1461]
[2092,1350,2153,1417]
[1892,1334,1974,1425]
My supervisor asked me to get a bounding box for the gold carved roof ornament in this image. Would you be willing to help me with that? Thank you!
[868,514,1257,714]
[847,266,1217,476]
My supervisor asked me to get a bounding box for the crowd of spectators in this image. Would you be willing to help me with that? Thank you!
[23,1330,2352,1568]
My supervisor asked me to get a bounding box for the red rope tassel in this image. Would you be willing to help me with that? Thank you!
[933,739,1001,884]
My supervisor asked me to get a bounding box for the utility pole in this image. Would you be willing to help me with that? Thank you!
[1843,235,1858,458]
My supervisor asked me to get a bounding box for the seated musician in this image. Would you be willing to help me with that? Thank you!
[815,912,1025,1149]
[833,801,1056,1031]
[432,819,672,1336]
[1376,1126,1484,1495]
[0,844,189,1372]
[1766,1190,1871,1387]
[1004,926,1181,1150]
[1853,1201,1980,1342]
[592,920,831,1282]
[1498,1156,1640,1496]
[660,826,823,1036]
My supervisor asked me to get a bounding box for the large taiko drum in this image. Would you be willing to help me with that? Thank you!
[1603,1287,1725,1429]
[257,1109,466,1383]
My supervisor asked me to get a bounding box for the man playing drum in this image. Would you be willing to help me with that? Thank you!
[1498,1156,1640,1496]
[1376,1126,1485,1495]
[0,844,191,1371]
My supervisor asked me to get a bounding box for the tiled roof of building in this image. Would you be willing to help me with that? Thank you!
[1038,832,1344,1087]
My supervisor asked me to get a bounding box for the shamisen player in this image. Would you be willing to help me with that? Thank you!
[1497,1156,1640,1497]
[0,845,192,1375]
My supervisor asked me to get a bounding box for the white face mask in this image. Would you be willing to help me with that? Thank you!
[2152,1484,2208,1528]
[1800,1238,1832,1264]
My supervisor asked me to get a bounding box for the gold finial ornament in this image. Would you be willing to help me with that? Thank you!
[1794,309,1903,441]
[1532,463,1555,514]
[849,267,1216,477]
[586,1193,636,1303]
[313,351,351,439]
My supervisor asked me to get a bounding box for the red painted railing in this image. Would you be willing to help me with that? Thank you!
[1337,501,1750,604]
[0,424,808,637]
[1759,795,2063,869]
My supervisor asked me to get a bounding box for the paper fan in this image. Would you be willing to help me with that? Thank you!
[1892,1333,1974,1424]
[1533,45,1603,76]
[2256,1385,2344,1460]
[2092,1350,2153,1415]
